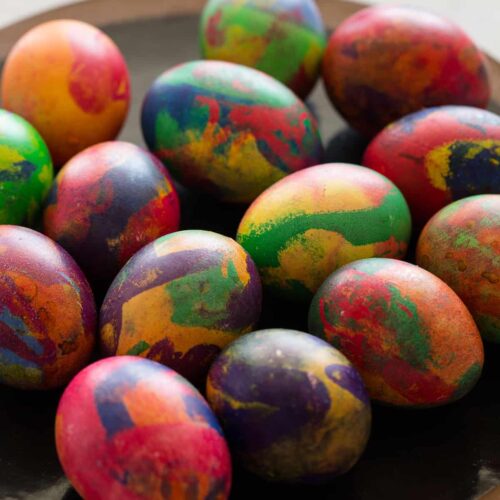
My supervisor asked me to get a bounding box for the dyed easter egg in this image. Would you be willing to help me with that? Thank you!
[236,163,411,301]
[43,141,180,289]
[100,230,262,386]
[363,106,500,227]
[322,5,490,136]
[141,60,323,203]
[0,226,95,389]
[308,258,484,407]
[417,195,500,343]
[0,109,53,225]
[200,0,327,98]
[56,356,232,499]
[207,329,371,482]
[1,20,130,167]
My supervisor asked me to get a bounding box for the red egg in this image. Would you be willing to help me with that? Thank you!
[363,106,500,227]
[322,5,490,136]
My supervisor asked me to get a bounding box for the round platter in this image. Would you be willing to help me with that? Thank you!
[0,1,500,499]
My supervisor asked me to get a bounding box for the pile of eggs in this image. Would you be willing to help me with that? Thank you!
[0,1,498,498]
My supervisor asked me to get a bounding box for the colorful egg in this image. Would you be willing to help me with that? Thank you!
[43,141,180,289]
[56,356,232,499]
[322,5,490,136]
[0,109,53,225]
[100,230,262,386]
[417,195,500,343]
[236,163,412,301]
[199,0,327,98]
[141,60,323,203]
[1,20,130,167]
[207,329,371,482]
[308,258,484,407]
[363,106,500,227]
[0,226,95,389]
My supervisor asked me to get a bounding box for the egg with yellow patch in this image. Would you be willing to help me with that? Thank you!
[99,230,262,387]
[141,60,323,203]
[206,329,371,482]
[363,105,500,227]
[236,163,412,301]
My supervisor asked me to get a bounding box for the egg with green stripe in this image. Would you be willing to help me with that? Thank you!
[0,109,53,225]
[236,163,412,301]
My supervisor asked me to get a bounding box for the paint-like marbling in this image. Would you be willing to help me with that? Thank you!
[0,109,53,225]
[141,60,323,203]
[207,329,371,482]
[0,226,95,389]
[322,6,490,136]
[100,230,262,386]
[309,258,484,407]
[237,163,411,301]
[43,142,180,288]
[200,0,326,98]
[363,106,500,227]
[56,356,232,499]
[1,20,130,166]
[417,195,500,343]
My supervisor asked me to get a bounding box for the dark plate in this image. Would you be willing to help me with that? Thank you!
[1,14,499,500]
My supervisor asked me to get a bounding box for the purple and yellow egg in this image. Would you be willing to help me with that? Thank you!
[200,0,327,98]
[43,141,180,288]
[1,20,130,167]
[56,356,232,499]
[207,329,371,482]
[141,60,323,203]
[0,109,53,225]
[322,6,491,136]
[99,230,262,386]
[309,258,484,407]
[0,226,95,390]
[237,163,412,301]
[417,195,500,343]
[363,106,500,227]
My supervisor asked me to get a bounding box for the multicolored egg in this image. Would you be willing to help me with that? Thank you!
[43,141,180,289]
[207,329,371,482]
[0,109,53,225]
[141,60,323,203]
[0,226,95,390]
[199,0,327,98]
[363,106,500,227]
[417,195,500,343]
[56,356,232,499]
[100,230,262,386]
[1,20,130,167]
[308,258,484,407]
[236,163,412,301]
[322,5,491,136]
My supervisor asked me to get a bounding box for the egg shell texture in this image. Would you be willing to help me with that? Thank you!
[308,258,484,407]
[56,356,232,499]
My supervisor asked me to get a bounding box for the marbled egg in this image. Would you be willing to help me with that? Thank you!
[100,230,262,386]
[0,226,95,389]
[363,106,500,227]
[322,5,490,136]
[417,195,500,342]
[207,329,371,482]
[56,356,232,499]
[0,109,53,225]
[141,60,323,203]
[308,258,484,407]
[237,163,411,301]
[200,0,326,98]
[43,141,180,289]
[1,20,130,166]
